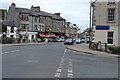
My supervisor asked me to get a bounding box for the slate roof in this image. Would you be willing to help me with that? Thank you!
[40,11,65,20]
[16,7,65,20]
[0,20,16,27]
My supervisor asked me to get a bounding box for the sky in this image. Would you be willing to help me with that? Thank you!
[0,0,95,32]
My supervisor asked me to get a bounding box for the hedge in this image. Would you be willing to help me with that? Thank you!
[0,37,15,44]
[108,46,120,54]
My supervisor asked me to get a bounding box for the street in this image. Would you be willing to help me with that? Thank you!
[2,43,118,78]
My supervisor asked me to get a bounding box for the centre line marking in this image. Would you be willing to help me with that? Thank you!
[67,59,73,78]
[54,49,67,78]
[57,69,62,73]
[54,73,61,78]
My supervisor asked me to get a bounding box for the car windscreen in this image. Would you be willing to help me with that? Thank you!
[65,39,73,41]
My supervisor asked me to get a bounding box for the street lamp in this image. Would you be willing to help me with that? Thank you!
[89,0,92,49]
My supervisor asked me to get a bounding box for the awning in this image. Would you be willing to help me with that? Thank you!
[49,34,56,37]
[39,34,46,37]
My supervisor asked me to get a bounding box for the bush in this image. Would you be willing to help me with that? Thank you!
[32,39,37,42]
[0,37,15,44]
[108,46,120,54]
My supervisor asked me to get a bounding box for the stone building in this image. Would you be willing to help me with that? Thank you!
[0,20,17,38]
[65,22,78,38]
[7,3,66,41]
[91,0,120,46]
[0,9,7,20]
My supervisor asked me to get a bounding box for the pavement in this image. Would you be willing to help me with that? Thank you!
[67,43,120,58]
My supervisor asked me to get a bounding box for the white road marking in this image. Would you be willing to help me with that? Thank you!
[68,68,72,73]
[27,60,39,63]
[60,59,64,64]
[56,69,62,73]
[58,66,63,69]
[67,74,73,78]
[64,49,67,55]
[54,49,67,78]
[60,63,63,66]
[67,59,73,78]
[69,63,72,67]
[2,50,20,54]
[54,73,61,78]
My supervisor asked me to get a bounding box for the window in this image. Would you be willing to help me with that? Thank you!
[11,27,14,33]
[20,15,29,21]
[40,26,44,32]
[10,35,14,38]
[39,17,44,23]
[34,17,38,22]
[21,24,29,30]
[34,25,38,31]
[108,8,115,22]
[47,19,50,24]
[21,15,24,21]
[107,32,113,44]
[108,0,115,4]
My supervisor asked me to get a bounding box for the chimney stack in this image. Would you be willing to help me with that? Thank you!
[54,13,60,16]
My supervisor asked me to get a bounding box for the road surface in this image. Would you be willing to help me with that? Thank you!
[2,43,119,79]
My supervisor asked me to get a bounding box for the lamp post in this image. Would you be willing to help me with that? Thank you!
[89,0,92,49]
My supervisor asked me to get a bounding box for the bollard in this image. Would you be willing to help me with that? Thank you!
[105,43,107,52]
[97,41,101,51]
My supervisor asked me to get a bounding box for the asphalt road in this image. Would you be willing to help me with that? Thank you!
[2,43,119,78]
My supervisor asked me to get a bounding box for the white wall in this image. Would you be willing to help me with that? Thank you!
[7,26,17,38]
[93,26,118,46]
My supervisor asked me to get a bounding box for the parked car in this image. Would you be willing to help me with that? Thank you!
[75,39,81,44]
[52,38,58,42]
[64,39,74,45]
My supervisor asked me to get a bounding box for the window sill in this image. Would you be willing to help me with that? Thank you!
[107,3,116,5]
[107,21,116,23]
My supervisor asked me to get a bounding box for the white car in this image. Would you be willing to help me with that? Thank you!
[75,39,81,44]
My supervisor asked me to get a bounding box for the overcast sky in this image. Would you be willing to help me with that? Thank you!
[0,0,95,32]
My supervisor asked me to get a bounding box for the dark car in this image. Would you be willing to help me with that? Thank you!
[64,39,74,45]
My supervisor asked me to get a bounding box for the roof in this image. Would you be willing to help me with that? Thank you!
[41,11,65,20]
[0,20,16,27]
[16,7,65,20]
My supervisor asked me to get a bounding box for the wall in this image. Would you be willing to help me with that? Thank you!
[92,1,119,46]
